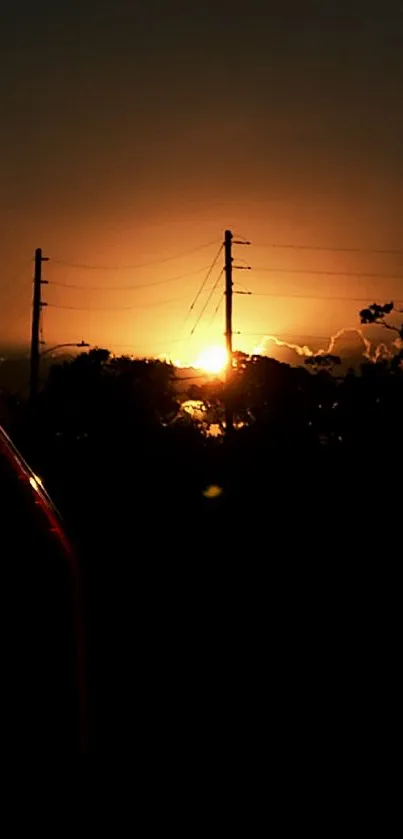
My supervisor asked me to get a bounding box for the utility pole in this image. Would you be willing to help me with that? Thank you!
[30,248,48,401]
[224,229,233,435]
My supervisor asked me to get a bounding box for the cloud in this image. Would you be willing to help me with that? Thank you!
[255,327,399,365]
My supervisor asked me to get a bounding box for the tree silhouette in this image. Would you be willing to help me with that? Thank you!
[3,332,403,755]
[360,301,403,368]
[305,354,341,371]
[360,301,403,338]
[41,349,178,439]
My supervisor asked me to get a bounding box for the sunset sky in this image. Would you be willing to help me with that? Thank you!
[1,1,403,363]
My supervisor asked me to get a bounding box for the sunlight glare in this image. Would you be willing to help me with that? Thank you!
[194,345,228,375]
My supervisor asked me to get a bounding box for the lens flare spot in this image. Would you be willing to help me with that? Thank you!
[203,484,223,499]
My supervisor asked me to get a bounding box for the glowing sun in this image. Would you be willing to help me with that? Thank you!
[194,345,228,375]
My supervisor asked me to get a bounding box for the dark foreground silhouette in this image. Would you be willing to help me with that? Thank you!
[1,348,400,751]
[0,427,85,750]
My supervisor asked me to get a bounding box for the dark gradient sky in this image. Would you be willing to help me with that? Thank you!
[1,1,403,360]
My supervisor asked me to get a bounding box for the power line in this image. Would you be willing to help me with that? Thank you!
[107,339,183,349]
[190,270,224,337]
[52,240,219,271]
[252,267,403,280]
[2,283,31,312]
[47,295,189,312]
[252,242,403,256]
[181,245,223,328]
[237,331,334,340]
[1,260,33,298]
[48,264,211,292]
[3,308,31,330]
[209,293,224,327]
[233,280,252,294]
[248,291,403,303]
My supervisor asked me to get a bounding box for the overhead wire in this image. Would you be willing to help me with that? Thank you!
[181,244,223,328]
[1,260,33,299]
[251,242,403,256]
[238,331,335,340]
[48,264,211,292]
[190,269,224,336]
[233,280,253,294]
[245,290,403,303]
[52,239,219,271]
[251,267,403,280]
[3,308,31,331]
[47,295,189,312]
[209,293,224,327]
[1,263,34,336]
[10,237,402,359]
[106,338,183,350]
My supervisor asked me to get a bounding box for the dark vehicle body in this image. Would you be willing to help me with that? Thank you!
[0,426,86,751]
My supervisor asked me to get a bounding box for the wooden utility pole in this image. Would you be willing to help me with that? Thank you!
[30,248,48,401]
[224,229,233,435]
